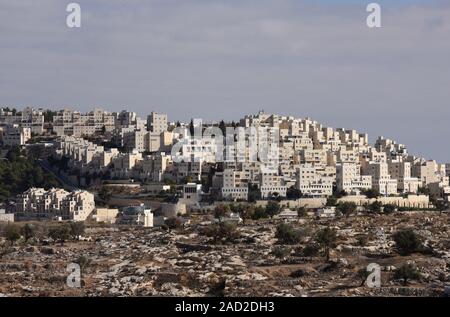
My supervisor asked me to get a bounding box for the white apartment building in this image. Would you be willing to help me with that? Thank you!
[147,112,168,134]
[362,161,398,195]
[1,124,31,146]
[412,160,446,186]
[429,178,450,200]
[336,163,372,194]
[297,164,333,197]
[221,168,250,200]
[259,172,287,199]
[10,188,95,221]
[52,108,115,137]
[0,107,45,135]
[388,160,420,193]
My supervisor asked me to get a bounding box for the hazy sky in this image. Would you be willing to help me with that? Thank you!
[0,0,449,162]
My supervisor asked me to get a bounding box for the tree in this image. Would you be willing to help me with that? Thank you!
[75,255,92,276]
[383,204,396,214]
[189,119,195,136]
[315,227,338,262]
[286,186,302,200]
[297,206,307,218]
[69,222,85,238]
[272,246,291,258]
[326,196,338,207]
[214,204,230,223]
[393,229,422,256]
[394,263,421,286]
[433,199,448,214]
[202,223,240,244]
[368,201,383,213]
[48,225,70,246]
[218,120,227,136]
[165,217,183,230]
[275,223,303,245]
[21,224,35,242]
[251,206,267,220]
[336,202,357,218]
[98,187,111,202]
[265,201,280,218]
[240,205,254,225]
[363,189,380,199]
[247,184,260,203]
[4,224,21,245]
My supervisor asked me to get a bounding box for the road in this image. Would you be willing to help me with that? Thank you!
[36,159,79,191]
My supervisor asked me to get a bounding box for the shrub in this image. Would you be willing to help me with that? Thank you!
[265,201,281,218]
[356,234,369,247]
[69,222,85,238]
[394,263,422,285]
[271,246,291,258]
[48,224,70,246]
[336,202,357,217]
[315,227,338,262]
[393,229,422,256]
[21,223,36,242]
[275,223,303,245]
[4,224,21,245]
[251,206,267,220]
[165,217,183,230]
[301,243,320,257]
[383,204,397,214]
[202,223,240,243]
[368,201,383,213]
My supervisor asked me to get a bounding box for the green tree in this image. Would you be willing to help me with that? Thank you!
[363,189,380,199]
[48,225,70,246]
[4,224,21,245]
[251,206,267,220]
[326,196,338,206]
[393,229,422,256]
[202,222,240,243]
[98,187,112,203]
[286,186,302,200]
[383,204,397,214]
[368,201,383,213]
[297,206,308,218]
[214,204,230,223]
[336,202,357,217]
[237,205,254,225]
[275,223,303,245]
[69,222,85,238]
[21,224,35,242]
[75,255,92,276]
[165,217,183,230]
[394,263,422,286]
[265,201,280,218]
[315,227,338,262]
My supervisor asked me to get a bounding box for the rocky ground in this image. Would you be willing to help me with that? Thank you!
[0,212,449,297]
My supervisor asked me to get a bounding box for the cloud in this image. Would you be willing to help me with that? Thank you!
[0,0,449,161]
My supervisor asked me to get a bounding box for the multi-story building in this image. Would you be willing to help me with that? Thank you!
[1,124,31,146]
[362,161,398,195]
[147,112,168,134]
[52,108,115,137]
[297,164,333,197]
[10,188,95,221]
[336,163,372,194]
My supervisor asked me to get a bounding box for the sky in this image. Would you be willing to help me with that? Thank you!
[0,0,449,162]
